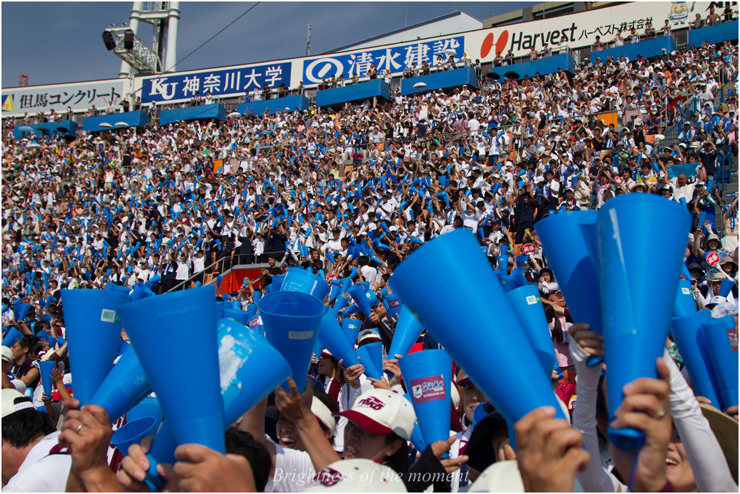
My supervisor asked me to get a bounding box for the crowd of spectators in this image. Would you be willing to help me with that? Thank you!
[1,23,738,493]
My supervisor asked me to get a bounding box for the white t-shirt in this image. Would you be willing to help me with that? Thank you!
[2,431,71,492]
[264,439,315,492]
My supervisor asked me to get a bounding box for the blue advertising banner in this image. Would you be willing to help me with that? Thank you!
[302,36,465,84]
[141,62,292,104]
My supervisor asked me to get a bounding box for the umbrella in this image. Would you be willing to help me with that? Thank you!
[35,126,49,132]
[56,126,69,133]
[27,142,41,149]
[444,49,457,56]
[16,126,34,133]
[485,72,501,80]
[115,122,129,128]
[504,71,519,80]
[98,122,113,128]
[413,82,427,89]
[228,111,242,118]
[654,134,665,141]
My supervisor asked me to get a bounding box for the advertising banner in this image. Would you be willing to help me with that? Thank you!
[2,79,125,118]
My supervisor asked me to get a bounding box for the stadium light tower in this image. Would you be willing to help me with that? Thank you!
[103,1,180,77]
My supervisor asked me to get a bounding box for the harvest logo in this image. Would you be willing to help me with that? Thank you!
[480,30,509,59]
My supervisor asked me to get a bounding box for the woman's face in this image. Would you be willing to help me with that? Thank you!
[540,271,552,283]
[665,431,695,491]
[343,422,389,460]
[463,380,488,423]
[276,413,306,451]
[317,357,336,377]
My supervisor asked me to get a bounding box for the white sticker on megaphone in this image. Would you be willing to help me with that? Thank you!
[289,331,314,340]
[526,295,538,305]
[682,287,691,295]
[101,309,117,323]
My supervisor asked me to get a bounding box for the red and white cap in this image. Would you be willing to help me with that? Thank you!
[305,459,407,492]
[335,389,416,441]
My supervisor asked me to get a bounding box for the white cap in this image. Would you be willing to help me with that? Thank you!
[1,345,12,362]
[335,389,416,441]
[305,459,407,492]
[469,461,524,492]
[311,397,337,438]
[2,388,35,418]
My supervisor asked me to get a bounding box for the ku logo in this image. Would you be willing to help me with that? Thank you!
[148,78,177,100]
[358,396,386,410]
[412,385,423,400]
[480,30,510,59]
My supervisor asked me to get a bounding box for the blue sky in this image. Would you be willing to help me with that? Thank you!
[2,2,530,88]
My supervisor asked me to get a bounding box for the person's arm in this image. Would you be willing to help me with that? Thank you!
[663,347,738,491]
[569,324,626,492]
[274,377,340,472]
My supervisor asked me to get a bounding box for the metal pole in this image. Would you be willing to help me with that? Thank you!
[165,1,180,72]
[306,24,311,56]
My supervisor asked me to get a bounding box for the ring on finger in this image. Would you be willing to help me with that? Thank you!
[653,409,667,420]
[76,423,85,433]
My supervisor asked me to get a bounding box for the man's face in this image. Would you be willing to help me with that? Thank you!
[268,257,276,267]
[2,437,29,484]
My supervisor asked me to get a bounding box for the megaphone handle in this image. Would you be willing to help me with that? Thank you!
[144,455,164,492]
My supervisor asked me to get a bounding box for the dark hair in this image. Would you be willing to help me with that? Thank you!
[384,432,410,473]
[224,428,271,492]
[543,304,563,343]
[2,406,56,448]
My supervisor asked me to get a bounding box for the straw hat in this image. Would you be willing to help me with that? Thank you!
[699,403,738,483]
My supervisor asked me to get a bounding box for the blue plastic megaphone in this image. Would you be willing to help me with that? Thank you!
[347,284,374,317]
[701,316,738,409]
[389,229,567,428]
[505,285,557,379]
[403,393,427,452]
[671,310,721,407]
[398,350,451,448]
[596,194,691,449]
[674,279,697,317]
[217,319,292,427]
[536,211,603,367]
[112,416,161,456]
[318,311,356,366]
[281,268,330,302]
[2,328,24,347]
[384,294,402,321]
[223,308,250,325]
[257,291,325,393]
[15,303,31,321]
[719,278,736,298]
[115,286,225,454]
[329,283,342,303]
[387,305,424,360]
[61,288,131,406]
[354,345,382,380]
[362,342,384,376]
[342,318,361,348]
[132,283,154,301]
[334,295,351,317]
[38,360,57,414]
[143,419,178,491]
[146,275,161,288]
[253,290,262,303]
[89,344,152,423]
[271,275,285,291]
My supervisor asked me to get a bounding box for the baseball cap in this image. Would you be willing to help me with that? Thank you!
[311,397,337,438]
[335,389,416,441]
[305,459,406,492]
[2,388,35,418]
[1,345,12,362]
[357,329,381,344]
[468,461,525,492]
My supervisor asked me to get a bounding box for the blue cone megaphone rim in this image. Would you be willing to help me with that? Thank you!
[60,288,131,407]
[280,269,331,302]
[111,416,160,456]
[114,285,225,454]
[257,291,325,393]
[596,194,692,450]
[719,278,736,298]
[223,308,250,325]
[388,229,567,427]
[387,305,424,361]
